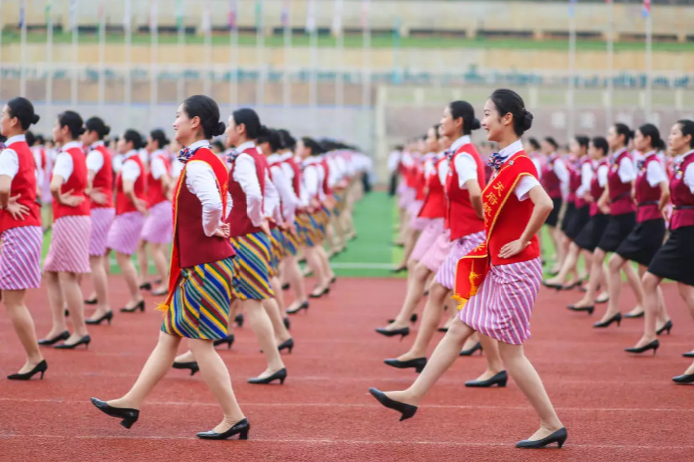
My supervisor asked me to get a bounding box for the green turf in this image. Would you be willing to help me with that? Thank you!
[5,31,694,52]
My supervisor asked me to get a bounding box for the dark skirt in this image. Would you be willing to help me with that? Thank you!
[560,202,576,234]
[574,213,610,252]
[597,212,636,253]
[545,197,563,227]
[565,205,590,240]
[648,226,694,286]
[615,218,666,267]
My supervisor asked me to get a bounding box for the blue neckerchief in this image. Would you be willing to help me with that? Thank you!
[444,149,455,161]
[178,143,210,164]
[487,152,508,171]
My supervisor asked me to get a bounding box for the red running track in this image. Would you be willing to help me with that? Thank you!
[1,277,694,461]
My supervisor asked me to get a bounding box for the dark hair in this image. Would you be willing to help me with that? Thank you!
[637,123,664,151]
[613,123,633,145]
[58,111,85,139]
[677,120,694,148]
[544,137,558,150]
[431,124,441,140]
[489,89,533,137]
[6,97,40,131]
[149,128,170,149]
[25,130,36,147]
[212,139,225,153]
[528,137,541,151]
[591,136,609,156]
[301,137,325,156]
[182,95,225,140]
[575,135,590,150]
[36,134,45,145]
[232,108,268,140]
[85,117,111,140]
[448,100,481,136]
[258,129,283,153]
[277,129,296,150]
[122,129,144,150]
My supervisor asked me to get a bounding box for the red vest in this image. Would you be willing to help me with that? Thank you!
[567,162,578,204]
[320,157,332,196]
[0,141,42,233]
[670,152,694,230]
[445,144,486,240]
[414,161,426,201]
[635,153,663,223]
[90,144,114,209]
[115,155,147,215]
[175,148,235,268]
[541,155,562,199]
[283,156,302,197]
[573,158,591,209]
[487,152,540,266]
[589,158,609,217]
[608,149,636,215]
[227,147,267,237]
[53,146,91,220]
[418,157,446,219]
[147,153,171,208]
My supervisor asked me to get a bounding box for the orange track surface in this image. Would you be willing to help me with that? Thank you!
[1,277,693,461]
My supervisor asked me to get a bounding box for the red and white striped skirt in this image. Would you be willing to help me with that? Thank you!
[0,226,43,290]
[419,229,452,273]
[457,257,543,345]
[106,211,146,256]
[410,218,445,262]
[398,185,414,209]
[141,201,173,244]
[44,216,92,274]
[435,231,486,290]
[89,207,115,257]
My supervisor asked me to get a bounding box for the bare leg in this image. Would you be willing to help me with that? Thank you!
[316,245,334,282]
[4,290,44,373]
[622,262,645,310]
[270,276,285,313]
[398,283,449,361]
[396,229,420,269]
[117,251,144,308]
[549,226,565,273]
[150,243,169,293]
[245,299,285,378]
[88,255,111,319]
[469,335,504,381]
[381,263,431,331]
[283,254,308,312]
[544,242,580,286]
[600,253,626,322]
[305,247,325,295]
[571,248,606,308]
[136,240,149,286]
[498,342,564,440]
[60,272,89,343]
[631,271,662,348]
[44,271,68,338]
[262,298,292,345]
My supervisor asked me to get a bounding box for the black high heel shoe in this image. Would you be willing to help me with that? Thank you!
[387,314,418,324]
[86,311,113,326]
[234,313,244,327]
[54,335,91,350]
[375,327,410,340]
[682,351,694,358]
[90,397,140,429]
[624,339,659,355]
[383,357,427,373]
[7,360,48,381]
[542,281,564,290]
[173,361,200,376]
[248,368,287,385]
[84,297,98,305]
[282,283,290,290]
[283,317,291,330]
[391,265,407,274]
[120,300,145,313]
[197,418,250,440]
[286,301,309,315]
[465,370,508,388]
[516,427,567,449]
[657,320,673,336]
[213,334,234,349]
[460,342,484,356]
[368,388,418,421]
[672,374,694,384]
[624,311,645,319]
[38,330,70,346]
[278,338,294,354]
[593,312,622,328]
[309,286,330,298]
[139,282,152,291]
[567,304,594,315]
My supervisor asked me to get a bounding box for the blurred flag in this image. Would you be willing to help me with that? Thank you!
[228,0,237,30]
[149,0,158,32]
[643,0,651,17]
[568,0,577,18]
[176,0,184,31]
[361,0,370,30]
[332,0,343,37]
[123,0,131,34]
[18,0,26,29]
[281,0,290,29]
[305,0,316,33]
[69,0,78,31]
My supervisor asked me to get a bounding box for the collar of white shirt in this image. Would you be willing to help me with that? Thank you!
[6,134,26,147]
[280,151,294,161]
[125,149,139,159]
[643,150,657,159]
[611,147,627,159]
[681,150,694,163]
[236,141,256,153]
[450,135,471,153]
[150,149,164,160]
[89,140,105,150]
[61,141,83,152]
[268,153,281,163]
[186,140,210,152]
[499,139,524,163]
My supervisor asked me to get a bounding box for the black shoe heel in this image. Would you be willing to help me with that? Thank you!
[283,317,291,330]
[234,313,244,327]
[139,282,152,291]
[278,338,294,354]
[286,301,309,315]
[248,368,287,385]
[120,300,144,313]
[465,370,508,388]
[7,360,48,381]
[625,339,659,355]
[84,297,98,305]
[86,311,113,326]
[173,361,200,376]
[375,327,410,340]
[387,314,418,324]
[54,335,91,350]
[657,320,673,336]
[460,342,483,356]
[213,334,234,350]
[516,427,567,449]
[91,397,139,429]
[197,418,250,440]
[38,330,70,346]
[384,357,427,373]
[593,312,622,328]
[368,388,418,421]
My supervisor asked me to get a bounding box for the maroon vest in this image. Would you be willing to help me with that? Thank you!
[635,153,663,223]
[670,152,694,230]
[573,157,592,209]
[541,155,562,199]
[589,159,609,217]
[283,156,302,197]
[607,149,636,216]
[227,147,267,237]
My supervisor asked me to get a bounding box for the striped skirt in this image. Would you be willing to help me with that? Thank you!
[89,207,115,257]
[411,218,444,262]
[284,223,302,256]
[419,229,452,273]
[141,201,173,244]
[268,227,285,277]
[161,257,235,340]
[295,214,314,248]
[0,226,43,290]
[229,232,275,300]
[44,216,92,274]
[458,257,543,345]
[106,211,146,255]
[435,231,486,290]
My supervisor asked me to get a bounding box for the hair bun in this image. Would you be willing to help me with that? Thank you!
[32,114,40,124]
[104,125,111,137]
[213,122,226,137]
[521,110,534,131]
[78,126,86,136]
[470,118,481,130]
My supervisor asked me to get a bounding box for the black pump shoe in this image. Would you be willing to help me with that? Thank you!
[286,301,309,315]
[38,330,70,346]
[375,327,410,340]
[384,357,427,373]
[248,368,287,385]
[120,300,144,313]
[197,418,250,440]
[84,297,98,305]
[387,314,418,324]
[368,388,418,421]
[460,342,483,356]
[567,304,594,315]
[173,361,200,376]
[7,360,48,381]
[465,370,508,388]
[673,374,694,384]
[54,335,91,350]
[139,282,152,291]
[86,311,113,326]
[90,397,140,429]
[213,334,235,349]
[283,317,291,330]
[593,312,622,328]
[234,313,244,327]
[625,339,659,355]
[657,320,673,336]
[516,427,567,449]
[278,338,294,354]
[624,311,644,319]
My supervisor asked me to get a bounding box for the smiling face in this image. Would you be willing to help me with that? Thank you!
[0,104,20,137]
[225,116,244,147]
[173,103,196,146]
[440,105,461,139]
[668,123,692,156]
[481,99,508,143]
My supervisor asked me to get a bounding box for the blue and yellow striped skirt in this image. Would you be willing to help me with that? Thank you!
[229,231,275,300]
[284,225,301,256]
[161,257,235,340]
[268,227,286,277]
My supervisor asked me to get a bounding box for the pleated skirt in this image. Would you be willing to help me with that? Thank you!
[89,207,115,257]
[44,216,92,273]
[141,201,173,244]
[106,211,146,256]
[419,229,452,273]
[435,231,486,290]
[0,226,43,290]
[229,232,275,300]
[410,218,444,262]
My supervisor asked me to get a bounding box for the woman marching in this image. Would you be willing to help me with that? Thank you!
[106,130,148,313]
[0,97,47,379]
[41,111,92,349]
[627,121,694,382]
[137,129,173,296]
[539,137,570,275]
[91,95,250,440]
[82,117,115,325]
[369,89,567,449]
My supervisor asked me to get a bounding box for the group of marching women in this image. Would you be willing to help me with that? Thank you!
[0,94,367,439]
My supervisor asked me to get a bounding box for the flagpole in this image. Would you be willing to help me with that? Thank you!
[71,0,78,107]
[203,0,212,96]
[98,0,105,115]
[606,0,614,130]
[176,0,184,104]
[20,0,27,97]
[645,3,652,122]
[255,0,265,106]
[334,0,344,138]
[125,0,132,109]
[230,0,239,107]
[361,0,371,109]
[568,0,576,139]
[46,0,53,108]
[150,0,158,126]
[282,0,292,123]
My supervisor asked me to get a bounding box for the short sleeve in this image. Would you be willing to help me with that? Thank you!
[53,152,74,182]
[86,150,105,174]
[597,165,609,187]
[684,162,694,194]
[618,157,637,183]
[151,157,167,180]
[121,159,141,182]
[454,154,479,189]
[514,175,541,202]
[646,160,667,188]
[0,149,20,179]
